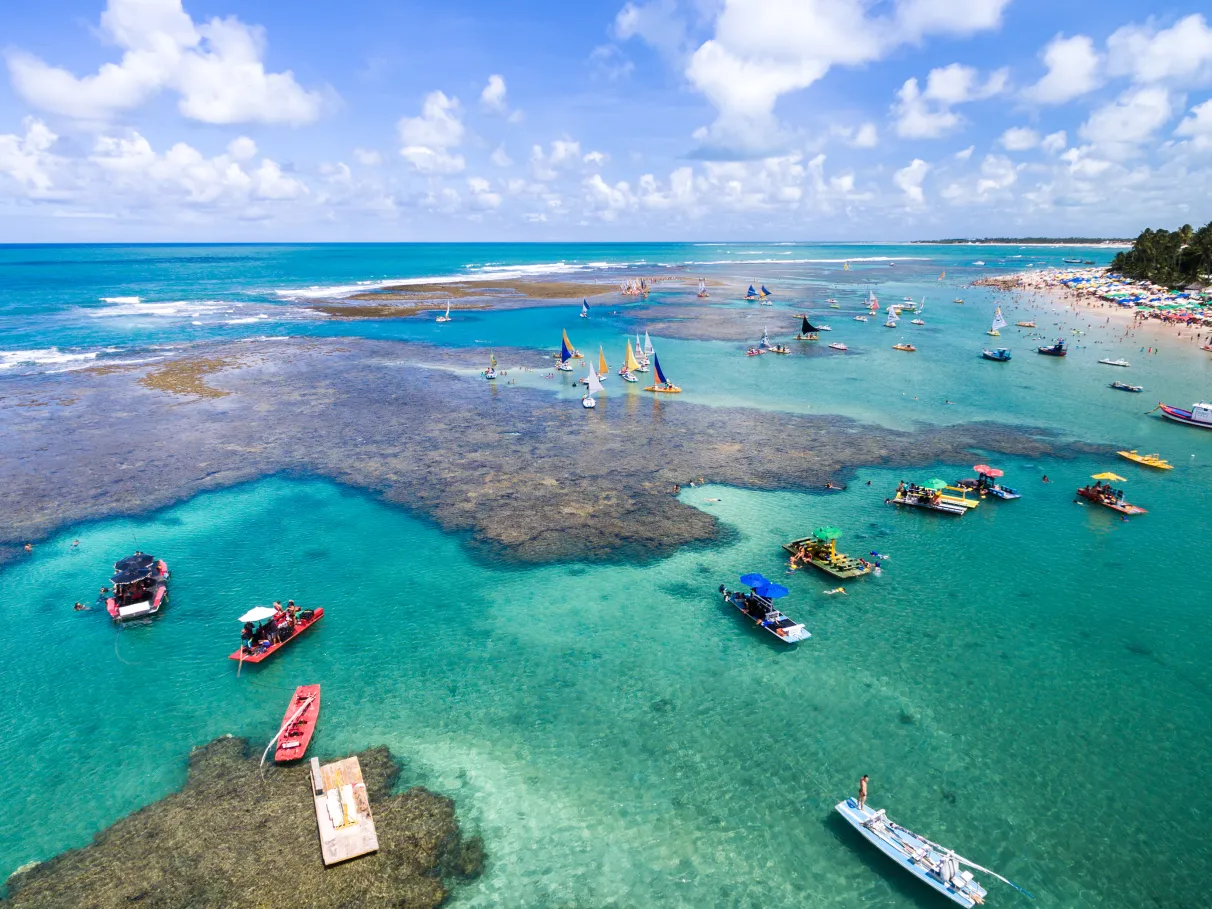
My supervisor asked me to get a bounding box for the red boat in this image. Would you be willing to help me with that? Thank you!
[1076,485,1146,515]
[275,685,321,762]
[229,607,324,664]
[105,553,169,621]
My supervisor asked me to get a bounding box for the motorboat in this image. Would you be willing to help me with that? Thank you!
[854,315,868,322]
[1156,401,1212,429]
[828,342,848,351]
[892,343,916,352]
[1016,320,1035,328]
[1099,358,1130,367]
[105,553,169,621]
[1037,339,1067,356]
[719,577,810,644]
[1118,450,1172,470]
[1109,381,1142,392]
[981,348,1011,361]
[910,318,925,325]
[231,605,325,664]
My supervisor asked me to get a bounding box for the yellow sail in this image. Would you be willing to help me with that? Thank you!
[624,341,641,372]
[562,329,574,350]
[599,346,608,375]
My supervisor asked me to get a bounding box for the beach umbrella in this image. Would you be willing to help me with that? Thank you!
[814,526,841,540]
[740,573,768,588]
[239,606,278,623]
[973,464,1004,477]
[114,553,155,571]
[1091,472,1126,482]
[755,583,789,599]
[928,478,948,490]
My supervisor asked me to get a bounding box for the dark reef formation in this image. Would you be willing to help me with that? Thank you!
[0,337,1104,566]
[3,736,481,909]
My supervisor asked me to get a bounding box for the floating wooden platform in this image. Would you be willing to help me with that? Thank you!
[311,755,379,866]
[782,538,872,579]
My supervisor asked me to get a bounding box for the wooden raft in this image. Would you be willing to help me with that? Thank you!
[310,756,379,866]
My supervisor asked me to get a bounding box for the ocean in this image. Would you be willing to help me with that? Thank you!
[2,242,1211,908]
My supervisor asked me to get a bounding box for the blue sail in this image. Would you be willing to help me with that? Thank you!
[581,299,589,312]
[653,354,668,385]
[761,285,771,296]
[746,285,757,297]
[560,338,572,362]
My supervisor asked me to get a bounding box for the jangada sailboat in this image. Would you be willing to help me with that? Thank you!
[580,299,589,319]
[910,299,926,325]
[745,284,759,300]
[643,331,654,363]
[988,306,1007,337]
[582,365,604,408]
[597,346,609,380]
[631,335,649,372]
[557,338,574,372]
[482,350,498,380]
[436,301,451,323]
[553,329,583,360]
[644,353,681,393]
[796,316,820,341]
[620,341,641,382]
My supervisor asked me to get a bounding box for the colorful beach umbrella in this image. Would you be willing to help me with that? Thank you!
[814,526,841,540]
[928,478,948,490]
[1091,472,1126,482]
[973,464,1004,477]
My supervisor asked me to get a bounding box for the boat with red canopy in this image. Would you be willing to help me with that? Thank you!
[274,685,321,762]
[104,552,169,621]
[229,605,324,664]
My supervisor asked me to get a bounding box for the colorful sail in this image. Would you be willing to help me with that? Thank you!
[991,307,1007,331]
[653,354,668,385]
[761,285,772,297]
[489,350,497,368]
[560,336,572,362]
[562,329,579,356]
[625,341,641,372]
[844,261,850,270]
[598,346,608,376]
[746,285,757,298]
[643,332,653,356]
[581,299,589,315]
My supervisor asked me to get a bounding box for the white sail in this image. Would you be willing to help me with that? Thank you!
[586,366,604,395]
[643,332,654,356]
[991,307,1007,331]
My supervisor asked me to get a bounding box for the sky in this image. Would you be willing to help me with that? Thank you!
[1,0,1211,242]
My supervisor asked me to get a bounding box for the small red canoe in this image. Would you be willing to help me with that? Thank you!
[275,684,321,762]
[229,608,325,664]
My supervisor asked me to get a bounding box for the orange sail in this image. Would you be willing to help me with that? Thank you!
[599,346,608,376]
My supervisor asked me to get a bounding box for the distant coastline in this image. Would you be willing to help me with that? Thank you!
[913,237,1132,247]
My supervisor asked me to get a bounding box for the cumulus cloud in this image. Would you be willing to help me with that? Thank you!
[894,158,930,205]
[481,74,508,112]
[620,0,1010,153]
[588,44,635,81]
[398,91,466,173]
[1023,34,1102,104]
[0,118,60,194]
[490,146,513,168]
[1107,14,1212,85]
[893,64,1008,139]
[5,0,325,124]
[1000,127,1040,151]
[1041,130,1068,153]
[530,140,582,180]
[1079,86,1173,157]
[1175,98,1212,151]
[353,148,382,166]
[467,176,502,209]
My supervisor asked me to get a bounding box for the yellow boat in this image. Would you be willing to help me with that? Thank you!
[939,485,980,509]
[644,353,682,393]
[892,343,916,352]
[1118,450,1172,470]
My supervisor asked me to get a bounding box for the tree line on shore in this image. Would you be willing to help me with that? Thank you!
[1110,221,1212,288]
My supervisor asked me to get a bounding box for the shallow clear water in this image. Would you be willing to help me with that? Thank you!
[4,243,1212,908]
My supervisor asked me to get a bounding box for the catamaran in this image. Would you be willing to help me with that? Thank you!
[436,301,451,323]
[988,307,1007,337]
[644,353,681,393]
[582,365,603,409]
[580,299,589,319]
[836,798,1033,908]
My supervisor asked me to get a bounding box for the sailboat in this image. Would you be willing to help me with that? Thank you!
[746,285,759,300]
[911,299,926,325]
[884,305,899,328]
[598,346,609,380]
[867,289,879,312]
[988,306,1007,337]
[580,299,589,319]
[697,278,709,298]
[553,329,583,360]
[582,365,603,408]
[483,350,498,381]
[760,284,772,297]
[844,262,850,270]
[643,332,654,362]
[938,270,945,280]
[796,316,820,341]
[644,354,682,393]
[436,301,451,323]
[557,337,574,372]
[632,334,650,372]
[620,340,641,382]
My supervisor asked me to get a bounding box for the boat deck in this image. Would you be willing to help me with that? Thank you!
[782,538,872,579]
[311,755,379,866]
[229,609,324,664]
[893,494,966,515]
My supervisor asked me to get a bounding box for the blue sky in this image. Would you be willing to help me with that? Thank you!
[1,0,1211,241]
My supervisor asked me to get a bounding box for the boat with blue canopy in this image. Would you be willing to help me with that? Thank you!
[718,575,810,643]
[836,798,1033,907]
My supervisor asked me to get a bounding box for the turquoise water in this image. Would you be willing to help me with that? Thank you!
[4,243,1212,907]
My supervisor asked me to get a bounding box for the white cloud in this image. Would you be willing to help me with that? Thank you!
[954,145,974,161]
[398,91,466,173]
[614,0,690,61]
[0,118,59,194]
[625,0,1009,152]
[583,151,609,167]
[894,158,930,205]
[353,148,382,166]
[530,139,582,180]
[976,153,1018,196]
[227,136,257,161]
[1107,14,1212,86]
[1041,130,1068,153]
[490,146,513,168]
[467,176,502,209]
[1175,98,1212,151]
[481,74,508,112]
[1079,86,1173,156]
[584,173,636,220]
[1000,127,1040,151]
[5,0,324,125]
[893,64,1008,139]
[1023,34,1102,104]
[851,122,879,148]
[588,44,634,81]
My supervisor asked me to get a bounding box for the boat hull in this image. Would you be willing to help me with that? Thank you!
[836,799,985,908]
[644,385,682,393]
[721,589,809,643]
[1076,488,1146,515]
[1160,405,1212,429]
[230,608,325,664]
[275,685,321,762]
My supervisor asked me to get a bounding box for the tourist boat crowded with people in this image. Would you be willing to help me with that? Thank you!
[104,553,169,621]
[782,529,874,579]
[955,464,1020,500]
[836,798,1032,908]
[553,329,583,360]
[796,316,821,340]
[718,575,810,643]
[230,604,325,665]
[891,482,967,515]
[1076,473,1146,515]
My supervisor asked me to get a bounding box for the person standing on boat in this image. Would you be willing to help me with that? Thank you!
[858,775,869,810]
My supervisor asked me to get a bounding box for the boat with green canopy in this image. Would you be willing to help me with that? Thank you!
[782,527,873,579]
